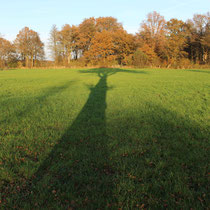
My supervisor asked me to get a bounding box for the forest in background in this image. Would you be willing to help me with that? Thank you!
[0,11,209,69]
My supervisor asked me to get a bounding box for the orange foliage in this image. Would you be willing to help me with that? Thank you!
[85,30,115,65]
[1,11,209,68]
[0,37,15,68]
[14,27,44,67]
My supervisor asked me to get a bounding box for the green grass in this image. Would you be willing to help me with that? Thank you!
[0,68,209,209]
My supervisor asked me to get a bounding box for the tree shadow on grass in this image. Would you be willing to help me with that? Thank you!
[107,102,209,208]
[0,80,76,125]
[185,69,210,74]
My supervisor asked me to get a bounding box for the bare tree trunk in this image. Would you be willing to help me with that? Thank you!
[31,55,34,68]
[67,53,71,64]
[26,56,29,68]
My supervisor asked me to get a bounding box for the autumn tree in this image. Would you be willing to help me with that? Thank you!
[15,27,44,67]
[140,11,166,39]
[112,30,137,65]
[85,30,115,65]
[48,25,61,64]
[96,17,123,32]
[70,25,80,60]
[138,11,167,64]
[59,24,79,65]
[138,43,158,66]
[78,18,96,55]
[78,17,136,66]
[0,37,16,68]
[166,18,188,66]
[185,13,210,64]
[193,12,210,64]
[133,49,148,67]
[201,23,210,63]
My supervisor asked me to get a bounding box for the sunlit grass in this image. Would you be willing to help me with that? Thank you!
[0,68,209,209]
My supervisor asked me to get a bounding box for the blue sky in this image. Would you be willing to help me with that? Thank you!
[0,0,209,56]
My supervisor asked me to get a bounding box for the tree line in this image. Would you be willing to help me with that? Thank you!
[0,11,209,69]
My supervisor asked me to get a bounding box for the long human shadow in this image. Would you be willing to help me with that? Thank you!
[10,68,144,209]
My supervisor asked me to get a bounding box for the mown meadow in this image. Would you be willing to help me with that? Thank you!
[0,68,209,209]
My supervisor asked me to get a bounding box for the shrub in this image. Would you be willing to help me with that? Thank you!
[133,49,148,68]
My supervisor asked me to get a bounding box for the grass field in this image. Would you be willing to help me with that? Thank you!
[0,68,209,209]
